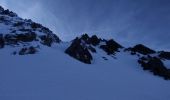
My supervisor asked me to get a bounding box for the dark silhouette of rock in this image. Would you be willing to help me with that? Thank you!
[89,35,100,46]
[50,33,61,43]
[81,34,90,41]
[19,28,32,32]
[129,44,156,55]
[1,9,16,17]
[100,39,122,55]
[79,34,101,46]
[39,33,60,47]
[19,46,37,55]
[0,34,4,48]
[40,35,53,47]
[0,6,4,13]
[65,38,92,64]
[138,56,170,80]
[19,48,28,55]
[30,22,41,29]
[3,33,38,45]
[102,57,108,60]
[15,32,37,42]
[28,46,37,54]
[0,16,6,23]
[159,51,170,60]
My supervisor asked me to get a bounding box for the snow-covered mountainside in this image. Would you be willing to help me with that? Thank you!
[0,6,60,55]
[0,6,170,100]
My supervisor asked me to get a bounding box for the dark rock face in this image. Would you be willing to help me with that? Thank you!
[0,6,4,12]
[0,8,16,17]
[65,38,93,64]
[0,6,60,46]
[19,46,38,55]
[100,39,122,55]
[2,33,37,45]
[80,34,90,43]
[159,51,170,60]
[0,34,4,48]
[138,56,170,80]
[39,33,60,47]
[80,34,101,46]
[0,29,60,47]
[15,32,37,42]
[40,35,53,47]
[0,16,5,22]
[30,22,42,29]
[65,34,123,63]
[0,6,61,56]
[89,35,100,46]
[130,44,156,55]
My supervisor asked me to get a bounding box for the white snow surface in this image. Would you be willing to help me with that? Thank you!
[0,44,170,100]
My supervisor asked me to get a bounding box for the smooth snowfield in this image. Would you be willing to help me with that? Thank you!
[0,45,170,100]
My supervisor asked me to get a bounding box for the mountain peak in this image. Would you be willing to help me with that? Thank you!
[0,6,60,55]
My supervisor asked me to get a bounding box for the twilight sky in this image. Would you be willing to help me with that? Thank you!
[1,0,170,50]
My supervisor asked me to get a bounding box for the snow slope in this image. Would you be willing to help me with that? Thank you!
[0,45,170,100]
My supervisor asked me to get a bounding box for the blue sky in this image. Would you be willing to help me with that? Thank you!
[1,0,170,50]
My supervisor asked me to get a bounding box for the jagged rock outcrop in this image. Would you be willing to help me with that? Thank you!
[100,39,122,55]
[159,51,170,60]
[126,44,156,55]
[19,46,38,55]
[80,34,101,46]
[0,6,60,54]
[89,35,101,46]
[65,34,123,63]
[0,6,17,17]
[65,37,93,64]
[138,56,170,80]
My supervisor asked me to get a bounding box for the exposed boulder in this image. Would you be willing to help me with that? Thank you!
[65,38,93,64]
[130,44,156,55]
[100,39,122,55]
